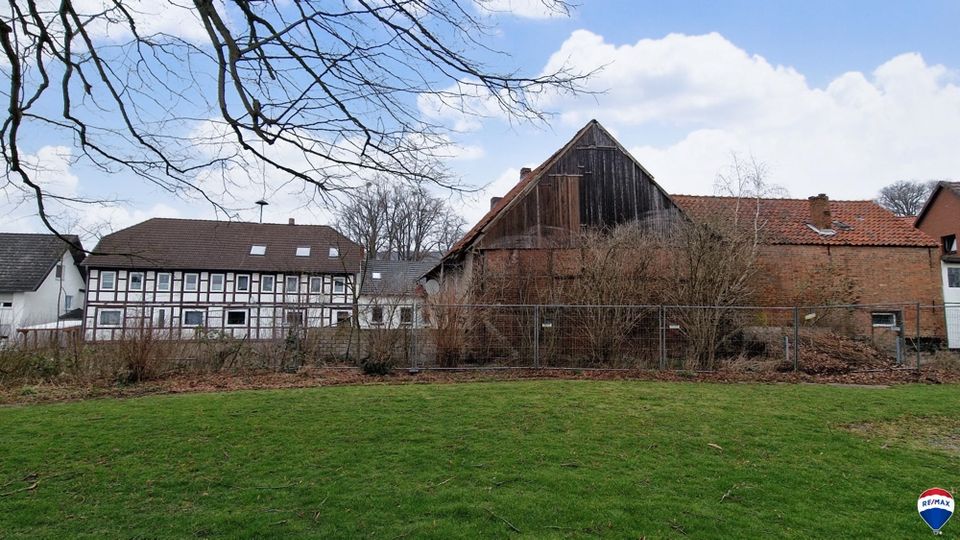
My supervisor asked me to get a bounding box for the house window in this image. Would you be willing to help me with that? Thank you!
[64,295,73,311]
[184,273,199,291]
[333,276,346,294]
[871,312,897,328]
[285,276,299,293]
[183,310,205,326]
[310,277,323,293]
[236,275,250,292]
[210,274,225,292]
[261,275,275,292]
[372,272,382,280]
[157,273,171,291]
[286,311,304,326]
[129,272,144,291]
[336,310,351,326]
[371,306,384,324]
[226,310,247,326]
[55,263,63,279]
[328,246,339,257]
[944,235,958,254]
[155,308,168,327]
[98,309,123,326]
[250,245,266,255]
[949,268,960,288]
[100,271,116,290]
[400,307,413,325]
[0,302,11,308]
[296,246,311,257]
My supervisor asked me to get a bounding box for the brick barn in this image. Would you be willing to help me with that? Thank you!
[914,181,960,347]
[426,120,945,341]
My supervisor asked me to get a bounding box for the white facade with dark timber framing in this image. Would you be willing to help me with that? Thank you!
[81,218,363,341]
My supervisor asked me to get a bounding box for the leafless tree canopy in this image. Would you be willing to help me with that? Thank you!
[876,180,937,216]
[335,179,466,261]
[0,0,585,239]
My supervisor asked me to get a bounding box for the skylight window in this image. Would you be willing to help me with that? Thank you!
[296,246,311,257]
[250,245,266,256]
[372,272,382,280]
[328,246,339,257]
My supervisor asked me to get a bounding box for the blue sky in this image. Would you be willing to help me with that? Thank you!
[5,0,960,239]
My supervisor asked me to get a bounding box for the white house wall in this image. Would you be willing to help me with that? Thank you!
[357,295,424,328]
[0,251,85,340]
[83,268,358,341]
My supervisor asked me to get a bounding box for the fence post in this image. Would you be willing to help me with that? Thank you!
[658,305,666,370]
[533,304,540,369]
[792,306,800,372]
[411,300,419,371]
[915,302,921,371]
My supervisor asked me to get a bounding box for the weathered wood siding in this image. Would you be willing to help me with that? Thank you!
[479,123,677,250]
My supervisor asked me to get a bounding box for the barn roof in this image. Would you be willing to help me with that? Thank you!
[83,218,363,273]
[0,233,85,292]
[671,195,938,247]
[429,119,666,273]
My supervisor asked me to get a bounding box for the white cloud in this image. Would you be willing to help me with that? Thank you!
[479,0,570,19]
[64,0,210,42]
[534,31,960,199]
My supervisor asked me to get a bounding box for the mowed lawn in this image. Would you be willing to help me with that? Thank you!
[1,381,957,538]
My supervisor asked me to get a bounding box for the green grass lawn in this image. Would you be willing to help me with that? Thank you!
[1,381,957,538]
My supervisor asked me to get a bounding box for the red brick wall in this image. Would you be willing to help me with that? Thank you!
[754,244,942,306]
[916,188,960,255]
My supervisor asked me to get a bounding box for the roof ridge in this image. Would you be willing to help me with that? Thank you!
[144,217,336,228]
[671,194,877,203]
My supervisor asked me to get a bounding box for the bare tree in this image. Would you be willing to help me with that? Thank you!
[0,1,586,243]
[876,180,937,216]
[335,179,465,261]
[669,155,775,369]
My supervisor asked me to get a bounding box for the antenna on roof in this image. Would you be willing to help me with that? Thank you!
[255,200,269,223]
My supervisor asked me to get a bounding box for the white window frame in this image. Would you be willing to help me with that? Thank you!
[328,246,339,257]
[183,310,205,327]
[129,272,145,291]
[98,309,123,327]
[336,310,351,326]
[184,273,199,292]
[871,312,897,328]
[296,246,311,257]
[948,267,960,289]
[309,276,323,293]
[210,273,225,292]
[236,274,251,292]
[371,306,384,324]
[333,276,346,294]
[285,276,299,293]
[226,310,247,326]
[261,275,275,293]
[250,245,266,255]
[372,271,382,280]
[64,295,73,311]
[100,271,116,291]
[400,306,413,326]
[156,272,172,292]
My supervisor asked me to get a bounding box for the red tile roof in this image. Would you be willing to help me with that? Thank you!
[671,195,937,247]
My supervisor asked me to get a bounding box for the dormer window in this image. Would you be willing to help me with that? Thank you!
[328,246,339,257]
[806,223,837,237]
[250,245,266,256]
[372,272,382,280]
[296,246,311,257]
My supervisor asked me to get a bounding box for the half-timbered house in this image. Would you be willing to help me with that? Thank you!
[82,218,363,341]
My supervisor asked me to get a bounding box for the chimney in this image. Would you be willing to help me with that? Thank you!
[807,194,832,230]
[520,167,532,179]
[288,218,295,225]
[490,197,503,210]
